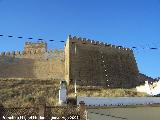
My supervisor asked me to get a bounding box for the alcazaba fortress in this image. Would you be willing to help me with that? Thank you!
[0,35,144,88]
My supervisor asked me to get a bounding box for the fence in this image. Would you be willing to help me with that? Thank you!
[0,101,86,120]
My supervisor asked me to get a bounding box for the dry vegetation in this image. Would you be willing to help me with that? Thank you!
[0,78,147,107]
[0,78,60,107]
[0,78,148,107]
[68,85,148,97]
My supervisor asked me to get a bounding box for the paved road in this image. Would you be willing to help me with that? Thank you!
[86,106,160,120]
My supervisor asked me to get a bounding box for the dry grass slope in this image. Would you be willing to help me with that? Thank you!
[0,78,60,107]
[68,85,148,97]
[0,79,148,107]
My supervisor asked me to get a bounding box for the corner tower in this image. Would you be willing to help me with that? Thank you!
[65,35,140,88]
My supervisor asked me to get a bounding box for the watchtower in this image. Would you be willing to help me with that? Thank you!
[64,35,140,88]
[24,41,47,54]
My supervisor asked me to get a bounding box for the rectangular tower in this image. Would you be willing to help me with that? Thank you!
[24,41,47,54]
[65,35,140,88]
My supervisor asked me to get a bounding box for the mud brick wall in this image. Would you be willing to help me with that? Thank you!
[65,35,140,88]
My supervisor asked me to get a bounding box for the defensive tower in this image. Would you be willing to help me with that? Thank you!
[24,41,47,54]
[64,35,140,88]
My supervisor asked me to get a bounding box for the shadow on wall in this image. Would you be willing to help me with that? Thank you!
[0,56,36,78]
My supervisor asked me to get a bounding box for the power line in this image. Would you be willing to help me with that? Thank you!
[0,34,65,43]
[0,34,159,50]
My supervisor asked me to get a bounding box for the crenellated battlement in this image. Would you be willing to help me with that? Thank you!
[24,41,47,54]
[25,41,46,45]
[65,35,139,88]
[0,51,18,56]
[68,35,131,51]
[0,50,53,58]
[0,41,49,59]
[0,49,63,61]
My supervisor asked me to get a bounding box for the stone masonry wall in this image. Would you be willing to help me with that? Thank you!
[0,40,64,79]
[0,56,64,79]
[65,35,140,88]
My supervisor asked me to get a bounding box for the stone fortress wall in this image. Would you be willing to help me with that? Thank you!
[0,36,145,88]
[0,41,64,79]
[65,35,140,88]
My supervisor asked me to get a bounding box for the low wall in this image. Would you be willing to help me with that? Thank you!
[77,97,160,106]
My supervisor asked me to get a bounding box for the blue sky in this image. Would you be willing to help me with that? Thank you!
[0,0,159,78]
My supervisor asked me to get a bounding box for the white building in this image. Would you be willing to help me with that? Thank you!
[136,80,160,96]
